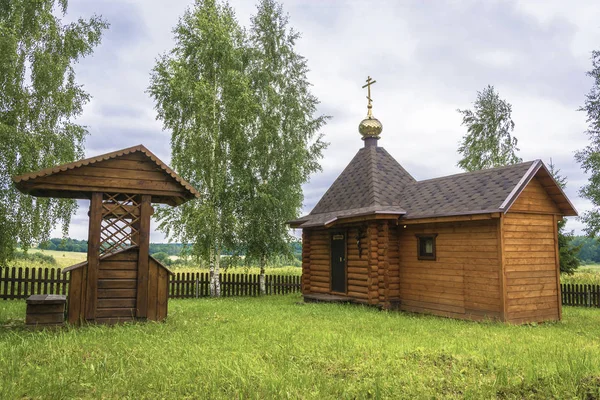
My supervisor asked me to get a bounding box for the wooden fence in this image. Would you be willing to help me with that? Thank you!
[561,284,600,307]
[0,267,68,300]
[0,267,301,300]
[1,267,597,307]
[169,272,301,298]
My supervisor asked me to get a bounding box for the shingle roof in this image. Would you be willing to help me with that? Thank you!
[311,146,415,214]
[289,146,577,228]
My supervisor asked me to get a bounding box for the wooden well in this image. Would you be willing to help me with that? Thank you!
[13,145,199,325]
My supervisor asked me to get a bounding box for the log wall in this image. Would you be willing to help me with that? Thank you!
[306,229,330,294]
[301,226,374,302]
[397,219,502,320]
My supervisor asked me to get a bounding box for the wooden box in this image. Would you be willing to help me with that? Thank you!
[26,294,66,327]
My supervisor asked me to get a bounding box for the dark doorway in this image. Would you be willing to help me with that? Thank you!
[330,232,346,293]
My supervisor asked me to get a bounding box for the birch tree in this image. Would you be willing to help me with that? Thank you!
[575,51,600,236]
[148,0,253,296]
[457,85,521,171]
[548,159,580,274]
[0,0,107,265]
[240,0,328,293]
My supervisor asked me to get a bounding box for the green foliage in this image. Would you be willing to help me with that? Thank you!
[457,85,521,171]
[11,250,56,266]
[39,237,87,252]
[548,160,581,275]
[149,0,254,269]
[575,51,600,236]
[239,0,328,270]
[1,297,600,398]
[0,0,108,265]
[149,0,325,273]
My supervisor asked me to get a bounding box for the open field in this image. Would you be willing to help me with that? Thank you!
[9,249,302,275]
[1,295,600,399]
[562,264,600,285]
[11,249,86,269]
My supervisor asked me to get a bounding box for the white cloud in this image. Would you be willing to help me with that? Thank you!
[49,0,599,241]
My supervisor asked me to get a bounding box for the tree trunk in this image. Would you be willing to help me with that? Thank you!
[259,255,266,295]
[209,248,221,297]
[214,252,221,297]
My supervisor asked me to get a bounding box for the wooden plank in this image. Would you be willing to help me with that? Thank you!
[136,195,151,318]
[147,260,158,320]
[27,303,64,314]
[85,192,103,320]
[98,289,137,298]
[95,308,136,318]
[553,214,562,320]
[32,174,185,194]
[62,166,175,182]
[97,279,137,289]
[98,261,139,271]
[97,298,136,308]
[157,267,168,320]
[95,317,135,325]
[26,313,64,325]
[402,213,496,225]
[497,216,507,321]
[98,269,137,279]
[105,251,139,261]
[92,158,163,172]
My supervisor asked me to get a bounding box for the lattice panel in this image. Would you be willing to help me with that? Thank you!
[100,194,141,256]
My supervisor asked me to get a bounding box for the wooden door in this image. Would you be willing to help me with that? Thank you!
[330,232,346,293]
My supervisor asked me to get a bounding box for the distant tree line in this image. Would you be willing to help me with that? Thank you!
[36,237,302,262]
[571,236,600,264]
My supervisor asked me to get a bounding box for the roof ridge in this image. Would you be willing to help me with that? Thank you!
[368,146,381,206]
[412,160,537,185]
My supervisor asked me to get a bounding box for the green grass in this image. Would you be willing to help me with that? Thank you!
[1,296,600,399]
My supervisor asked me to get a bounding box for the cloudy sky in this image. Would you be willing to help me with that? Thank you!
[55,0,600,242]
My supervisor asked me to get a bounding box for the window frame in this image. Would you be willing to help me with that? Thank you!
[415,233,438,261]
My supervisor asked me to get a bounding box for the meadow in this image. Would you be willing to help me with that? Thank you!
[1,295,600,399]
[8,249,302,276]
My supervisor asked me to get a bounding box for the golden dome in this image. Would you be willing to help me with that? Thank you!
[359,114,383,139]
[359,76,382,140]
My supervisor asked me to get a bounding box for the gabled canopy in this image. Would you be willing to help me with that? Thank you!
[289,149,577,228]
[13,145,199,206]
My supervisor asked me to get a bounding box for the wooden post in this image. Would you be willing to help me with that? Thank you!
[136,195,152,318]
[496,215,507,322]
[85,192,103,320]
[553,215,563,320]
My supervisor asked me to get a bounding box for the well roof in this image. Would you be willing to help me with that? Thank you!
[289,148,577,228]
[13,144,199,206]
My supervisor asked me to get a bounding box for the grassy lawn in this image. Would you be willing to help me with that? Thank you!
[1,296,600,399]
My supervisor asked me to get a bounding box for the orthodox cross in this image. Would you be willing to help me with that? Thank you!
[362,76,376,117]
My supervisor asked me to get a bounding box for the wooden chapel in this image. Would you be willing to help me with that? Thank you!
[13,145,199,325]
[289,77,578,324]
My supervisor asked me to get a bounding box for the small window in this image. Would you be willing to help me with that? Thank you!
[416,234,437,260]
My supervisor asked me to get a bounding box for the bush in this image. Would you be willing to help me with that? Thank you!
[12,251,57,266]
